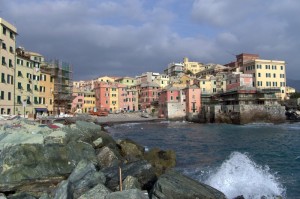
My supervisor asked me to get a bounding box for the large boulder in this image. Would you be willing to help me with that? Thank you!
[68,160,106,198]
[144,148,176,176]
[151,170,227,199]
[105,189,149,199]
[0,139,97,195]
[53,180,71,199]
[122,176,141,190]
[118,139,145,161]
[96,146,121,168]
[77,183,111,199]
[102,160,157,192]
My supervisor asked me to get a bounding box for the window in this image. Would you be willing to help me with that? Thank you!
[1,73,5,83]
[7,74,10,84]
[17,96,21,104]
[171,96,173,101]
[9,59,13,67]
[10,31,14,39]
[273,74,276,78]
[2,42,6,50]
[18,71,23,77]
[18,82,22,89]
[0,91,4,100]
[9,46,13,53]
[280,66,284,70]
[17,59,20,65]
[50,99,53,105]
[258,73,261,77]
[2,57,6,66]
[280,74,285,78]
[3,27,6,35]
[27,84,31,92]
[8,92,11,101]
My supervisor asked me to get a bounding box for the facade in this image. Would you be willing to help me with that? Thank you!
[242,59,286,100]
[126,88,138,111]
[94,81,110,111]
[226,73,253,91]
[82,90,95,113]
[73,79,96,91]
[183,57,203,74]
[96,76,117,83]
[164,63,184,77]
[15,48,45,117]
[136,72,160,84]
[196,64,230,78]
[115,77,136,88]
[158,84,201,120]
[153,74,169,88]
[0,18,17,115]
[71,88,84,113]
[138,82,161,111]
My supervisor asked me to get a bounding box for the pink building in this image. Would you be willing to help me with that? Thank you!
[184,85,201,120]
[138,82,161,111]
[158,84,201,120]
[118,84,127,111]
[94,81,110,111]
[126,89,138,111]
[226,73,253,91]
[71,89,84,113]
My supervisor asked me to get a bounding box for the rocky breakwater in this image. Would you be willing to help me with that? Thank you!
[0,120,226,199]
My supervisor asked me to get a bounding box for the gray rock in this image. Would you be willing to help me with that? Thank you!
[38,193,51,199]
[0,140,96,193]
[6,192,36,199]
[105,189,149,199]
[151,170,226,199]
[102,160,157,192]
[77,183,111,199]
[122,176,141,190]
[0,193,6,199]
[68,160,106,198]
[96,146,121,168]
[44,130,67,145]
[54,180,72,199]
[93,137,104,148]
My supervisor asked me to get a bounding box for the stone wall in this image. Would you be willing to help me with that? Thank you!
[212,104,286,124]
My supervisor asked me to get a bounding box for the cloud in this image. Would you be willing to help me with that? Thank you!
[1,0,300,81]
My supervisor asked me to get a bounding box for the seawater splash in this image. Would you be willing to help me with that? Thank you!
[205,152,285,199]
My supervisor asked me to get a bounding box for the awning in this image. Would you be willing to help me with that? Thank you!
[35,108,48,112]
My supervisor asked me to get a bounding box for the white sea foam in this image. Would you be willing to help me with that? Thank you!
[114,122,141,127]
[205,152,285,199]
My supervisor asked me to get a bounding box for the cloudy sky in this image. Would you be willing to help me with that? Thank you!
[1,0,299,81]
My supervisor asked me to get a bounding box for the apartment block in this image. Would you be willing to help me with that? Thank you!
[243,59,286,100]
[183,57,203,74]
[115,76,136,88]
[0,18,17,115]
[15,48,44,116]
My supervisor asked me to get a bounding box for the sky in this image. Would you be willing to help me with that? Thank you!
[1,0,300,81]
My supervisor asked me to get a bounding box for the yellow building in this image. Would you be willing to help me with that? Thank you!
[15,48,44,117]
[197,76,217,94]
[183,57,203,74]
[83,90,95,113]
[110,84,119,112]
[115,76,136,88]
[153,74,169,88]
[97,76,116,83]
[40,64,54,114]
[0,18,17,115]
[242,59,286,100]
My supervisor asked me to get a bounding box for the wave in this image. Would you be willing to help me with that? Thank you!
[113,122,141,127]
[205,152,285,199]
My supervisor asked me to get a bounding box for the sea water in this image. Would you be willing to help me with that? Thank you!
[107,121,300,199]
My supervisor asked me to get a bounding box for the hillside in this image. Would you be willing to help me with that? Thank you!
[287,79,300,92]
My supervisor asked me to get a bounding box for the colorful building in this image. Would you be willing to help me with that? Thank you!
[183,57,203,74]
[226,72,253,91]
[138,82,161,111]
[242,59,286,100]
[0,18,17,115]
[158,84,201,120]
[115,76,136,88]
